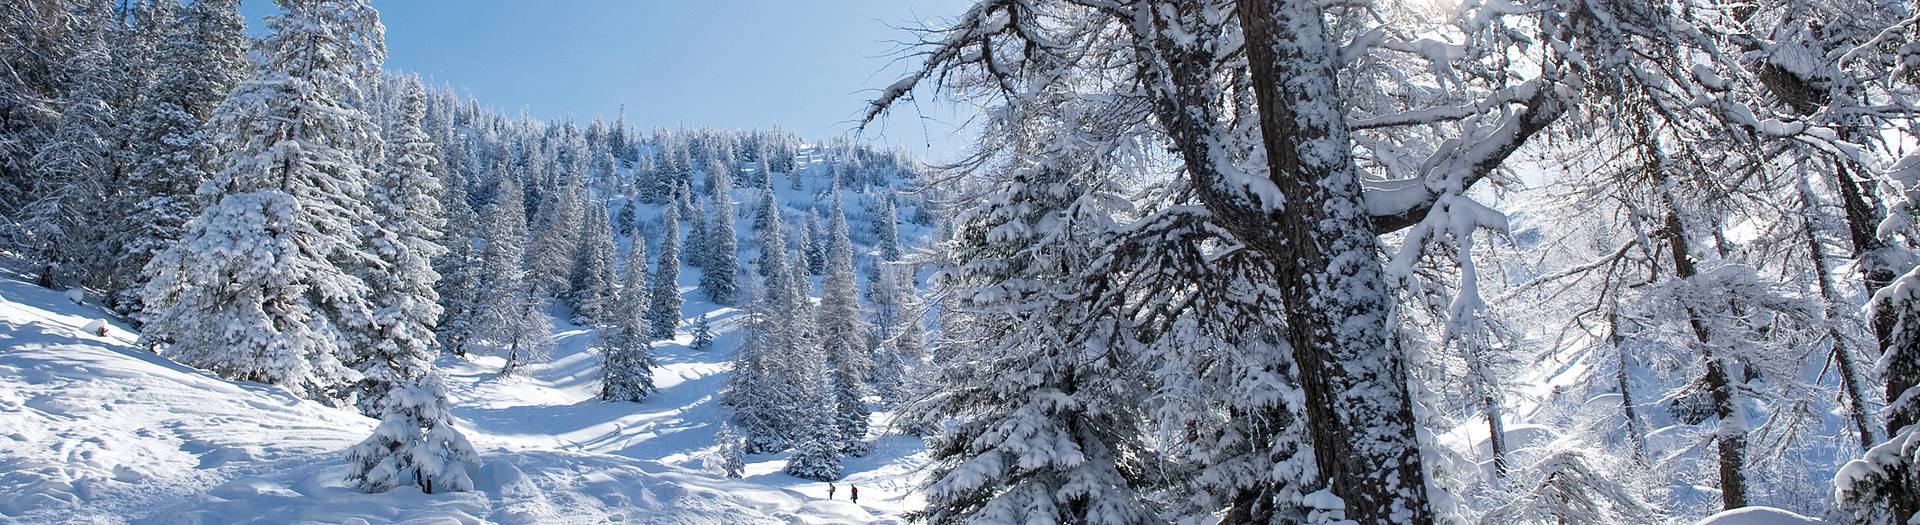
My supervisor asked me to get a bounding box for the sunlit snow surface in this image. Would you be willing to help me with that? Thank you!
[1692,506,1830,525]
[0,179,930,525]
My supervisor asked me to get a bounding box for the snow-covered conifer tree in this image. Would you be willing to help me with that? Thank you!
[702,168,740,305]
[867,263,925,402]
[470,172,552,374]
[349,77,447,417]
[645,205,683,340]
[871,190,900,261]
[802,209,825,276]
[599,241,657,402]
[690,312,714,351]
[725,282,787,452]
[110,0,248,308]
[713,422,746,479]
[526,173,584,296]
[684,197,709,268]
[345,369,478,494]
[18,2,115,290]
[140,0,389,404]
[818,188,869,455]
[567,198,619,325]
[783,416,842,481]
[433,162,483,356]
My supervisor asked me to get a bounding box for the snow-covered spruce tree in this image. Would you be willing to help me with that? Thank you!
[752,169,781,243]
[639,144,669,204]
[109,0,248,309]
[788,153,805,191]
[345,368,478,494]
[818,187,870,455]
[526,169,584,297]
[690,312,715,351]
[908,137,1156,525]
[802,209,825,275]
[870,189,900,261]
[590,148,617,197]
[794,209,819,277]
[567,197,619,325]
[866,262,925,403]
[713,422,746,479]
[675,178,698,229]
[470,172,552,374]
[645,204,683,340]
[753,144,773,188]
[348,77,448,417]
[725,282,785,452]
[599,240,657,402]
[727,275,822,453]
[726,213,829,453]
[0,1,82,221]
[701,164,739,305]
[614,194,638,237]
[434,163,483,356]
[140,0,389,404]
[783,412,843,481]
[340,84,478,484]
[684,195,709,268]
[15,0,116,290]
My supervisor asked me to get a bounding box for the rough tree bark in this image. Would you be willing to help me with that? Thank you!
[1220,0,1431,522]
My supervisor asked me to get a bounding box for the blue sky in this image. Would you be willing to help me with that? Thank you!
[241,0,976,161]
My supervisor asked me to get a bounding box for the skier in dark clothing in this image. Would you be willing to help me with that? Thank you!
[851,485,859,503]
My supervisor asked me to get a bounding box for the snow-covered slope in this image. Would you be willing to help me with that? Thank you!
[0,254,919,524]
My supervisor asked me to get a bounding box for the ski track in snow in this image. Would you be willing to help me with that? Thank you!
[0,148,930,524]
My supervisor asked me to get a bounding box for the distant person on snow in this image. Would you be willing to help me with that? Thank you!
[851,485,859,503]
[827,482,836,500]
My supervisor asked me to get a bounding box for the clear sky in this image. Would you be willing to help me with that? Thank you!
[240,0,977,161]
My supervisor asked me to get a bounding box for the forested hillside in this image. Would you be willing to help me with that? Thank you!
[5,0,1920,524]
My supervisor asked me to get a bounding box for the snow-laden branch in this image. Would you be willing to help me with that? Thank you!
[1365,79,1565,233]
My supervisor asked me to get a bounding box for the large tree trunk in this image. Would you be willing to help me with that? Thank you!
[1220,1,1431,522]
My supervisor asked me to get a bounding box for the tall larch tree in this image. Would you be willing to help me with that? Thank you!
[858,0,1668,520]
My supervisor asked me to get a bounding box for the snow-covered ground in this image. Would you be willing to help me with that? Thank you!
[0,246,926,524]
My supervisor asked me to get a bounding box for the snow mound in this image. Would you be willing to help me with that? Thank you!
[1692,507,1830,525]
